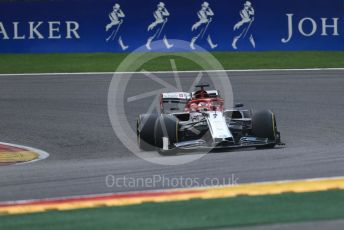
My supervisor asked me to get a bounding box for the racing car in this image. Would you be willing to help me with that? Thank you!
[137,83,283,154]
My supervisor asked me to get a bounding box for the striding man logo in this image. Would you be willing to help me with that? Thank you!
[232,1,255,50]
[146,2,174,50]
[190,1,218,50]
[105,3,129,50]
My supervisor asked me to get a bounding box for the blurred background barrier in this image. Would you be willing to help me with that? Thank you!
[0,0,343,53]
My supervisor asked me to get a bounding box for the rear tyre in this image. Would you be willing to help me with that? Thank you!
[154,115,179,155]
[137,114,159,151]
[252,110,277,149]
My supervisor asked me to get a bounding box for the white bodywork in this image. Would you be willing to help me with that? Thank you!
[206,111,233,142]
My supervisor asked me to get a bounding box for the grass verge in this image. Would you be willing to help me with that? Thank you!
[1,190,344,230]
[0,51,344,74]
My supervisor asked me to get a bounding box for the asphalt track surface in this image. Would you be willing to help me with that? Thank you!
[0,70,344,203]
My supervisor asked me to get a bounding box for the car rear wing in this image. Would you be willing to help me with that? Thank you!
[161,92,191,100]
[160,92,191,113]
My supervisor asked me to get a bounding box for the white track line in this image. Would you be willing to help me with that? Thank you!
[0,142,49,165]
[1,68,344,76]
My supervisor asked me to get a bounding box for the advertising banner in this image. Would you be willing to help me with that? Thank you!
[0,0,343,53]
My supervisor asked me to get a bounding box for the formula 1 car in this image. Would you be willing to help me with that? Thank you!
[137,83,283,154]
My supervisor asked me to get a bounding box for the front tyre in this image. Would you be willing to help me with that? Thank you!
[252,110,277,148]
[154,115,179,155]
[137,114,159,151]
